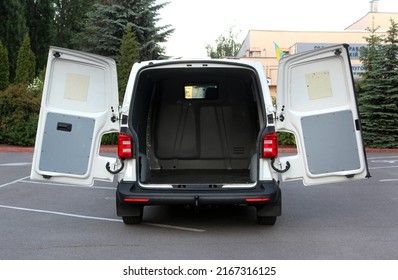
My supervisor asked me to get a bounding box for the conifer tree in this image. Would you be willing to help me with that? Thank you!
[25,0,56,71]
[123,0,173,60]
[76,4,126,59]
[358,22,384,147]
[54,0,98,49]
[0,41,10,91]
[359,19,398,148]
[118,24,140,99]
[77,0,173,60]
[0,0,26,81]
[378,19,398,148]
[15,34,36,84]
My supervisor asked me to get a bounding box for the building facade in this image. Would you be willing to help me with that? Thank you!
[236,11,398,96]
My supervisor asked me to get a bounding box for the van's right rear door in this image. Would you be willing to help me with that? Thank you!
[276,44,370,186]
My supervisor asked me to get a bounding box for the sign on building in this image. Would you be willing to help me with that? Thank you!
[292,43,366,79]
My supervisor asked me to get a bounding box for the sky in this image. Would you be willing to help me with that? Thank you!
[158,0,398,58]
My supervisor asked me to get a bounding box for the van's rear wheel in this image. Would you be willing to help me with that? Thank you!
[257,216,277,225]
[122,207,143,225]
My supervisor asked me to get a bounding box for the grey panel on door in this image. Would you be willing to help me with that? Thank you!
[39,112,95,175]
[301,110,360,175]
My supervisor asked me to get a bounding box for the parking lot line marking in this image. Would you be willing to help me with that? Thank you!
[0,162,31,167]
[21,179,115,190]
[369,165,398,170]
[144,222,206,233]
[0,204,206,233]
[0,204,122,222]
[0,176,30,188]
[380,179,398,182]
[368,156,398,160]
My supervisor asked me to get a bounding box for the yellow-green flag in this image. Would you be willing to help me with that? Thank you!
[274,42,284,60]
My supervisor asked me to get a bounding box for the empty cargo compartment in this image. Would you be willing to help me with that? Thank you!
[131,64,264,186]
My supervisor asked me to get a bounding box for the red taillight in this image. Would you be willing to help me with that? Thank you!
[118,133,133,159]
[262,132,278,158]
[124,198,149,203]
[245,197,271,203]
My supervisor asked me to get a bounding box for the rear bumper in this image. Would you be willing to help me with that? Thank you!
[116,181,281,216]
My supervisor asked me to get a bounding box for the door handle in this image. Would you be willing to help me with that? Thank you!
[57,122,72,132]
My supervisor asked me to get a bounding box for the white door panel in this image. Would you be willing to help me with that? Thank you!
[276,44,369,186]
[31,47,119,186]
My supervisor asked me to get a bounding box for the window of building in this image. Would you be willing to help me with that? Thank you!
[249,51,261,57]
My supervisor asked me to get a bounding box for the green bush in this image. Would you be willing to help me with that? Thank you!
[277,131,296,146]
[101,133,118,145]
[0,83,41,146]
[271,96,296,146]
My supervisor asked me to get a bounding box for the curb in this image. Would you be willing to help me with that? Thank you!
[0,145,397,154]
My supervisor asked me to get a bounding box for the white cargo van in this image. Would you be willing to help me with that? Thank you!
[30,44,370,225]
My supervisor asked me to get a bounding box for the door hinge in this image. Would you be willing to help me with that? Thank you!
[110,106,122,123]
[275,105,285,122]
[334,48,342,56]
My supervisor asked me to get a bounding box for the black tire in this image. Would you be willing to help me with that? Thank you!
[122,207,143,225]
[257,216,277,225]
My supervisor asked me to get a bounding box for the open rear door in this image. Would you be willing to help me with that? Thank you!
[276,44,370,186]
[31,47,119,186]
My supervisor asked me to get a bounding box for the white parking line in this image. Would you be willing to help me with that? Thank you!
[144,222,206,233]
[380,179,398,182]
[369,165,398,170]
[371,160,398,164]
[0,176,30,188]
[0,204,206,233]
[368,156,398,160]
[0,178,206,232]
[367,156,398,182]
[0,204,122,222]
[0,162,31,167]
[21,179,115,190]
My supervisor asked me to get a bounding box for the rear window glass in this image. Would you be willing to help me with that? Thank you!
[184,84,218,100]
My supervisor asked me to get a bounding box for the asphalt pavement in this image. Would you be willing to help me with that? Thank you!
[0,150,397,259]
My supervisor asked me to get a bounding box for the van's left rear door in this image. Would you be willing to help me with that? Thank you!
[31,47,119,186]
